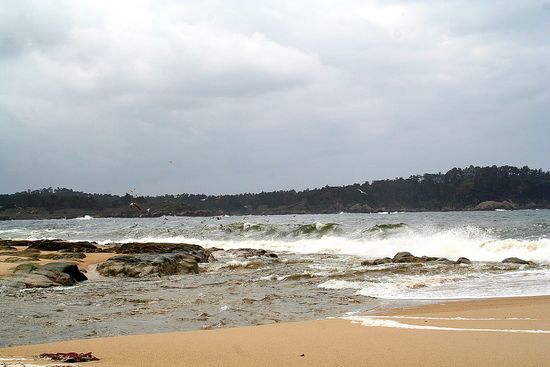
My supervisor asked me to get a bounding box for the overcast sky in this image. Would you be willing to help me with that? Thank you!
[1,0,549,195]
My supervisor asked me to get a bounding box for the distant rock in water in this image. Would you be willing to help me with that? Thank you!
[502,257,534,265]
[361,257,392,266]
[347,203,373,213]
[474,200,516,211]
[97,253,199,277]
[455,257,472,265]
[224,248,278,258]
[362,252,454,266]
[2,262,87,288]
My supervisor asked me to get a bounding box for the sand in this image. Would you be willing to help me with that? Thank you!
[1,296,550,366]
[0,251,117,277]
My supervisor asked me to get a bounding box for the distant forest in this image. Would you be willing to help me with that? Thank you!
[1,165,550,219]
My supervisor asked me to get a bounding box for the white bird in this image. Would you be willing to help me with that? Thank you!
[357,188,368,196]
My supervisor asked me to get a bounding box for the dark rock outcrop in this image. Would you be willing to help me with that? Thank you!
[361,257,392,266]
[3,262,88,288]
[362,252,454,266]
[224,248,278,258]
[113,242,211,263]
[502,257,534,265]
[97,253,199,277]
[474,200,516,211]
[25,239,100,253]
[455,257,472,264]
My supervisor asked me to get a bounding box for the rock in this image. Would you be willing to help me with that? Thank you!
[474,200,516,211]
[361,257,392,266]
[502,257,534,265]
[6,262,88,288]
[455,257,472,265]
[347,203,374,213]
[114,242,211,262]
[225,248,278,258]
[97,253,199,277]
[391,252,452,264]
[26,239,99,253]
[392,252,423,263]
[0,245,17,251]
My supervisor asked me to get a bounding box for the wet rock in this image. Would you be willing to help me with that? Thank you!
[97,253,199,277]
[114,242,211,262]
[363,253,453,266]
[26,239,99,253]
[455,257,472,265]
[40,252,86,260]
[361,257,392,266]
[0,245,17,251]
[392,252,424,263]
[225,248,278,258]
[474,200,516,211]
[4,262,88,288]
[502,257,534,265]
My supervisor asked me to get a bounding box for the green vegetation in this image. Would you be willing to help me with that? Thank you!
[1,165,549,219]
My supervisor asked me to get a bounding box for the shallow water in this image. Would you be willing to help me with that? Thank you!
[1,210,549,346]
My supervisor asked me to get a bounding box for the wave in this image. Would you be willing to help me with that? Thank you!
[96,233,550,264]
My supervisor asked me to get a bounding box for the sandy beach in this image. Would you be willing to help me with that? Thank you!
[0,250,117,277]
[2,295,549,366]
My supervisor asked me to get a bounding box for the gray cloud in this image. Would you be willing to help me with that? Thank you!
[1,0,549,195]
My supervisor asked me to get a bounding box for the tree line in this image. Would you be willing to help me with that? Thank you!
[1,165,549,218]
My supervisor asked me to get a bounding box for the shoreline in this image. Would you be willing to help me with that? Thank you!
[2,295,550,366]
[1,207,549,221]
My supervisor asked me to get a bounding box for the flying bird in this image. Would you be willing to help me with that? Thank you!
[130,202,142,211]
[357,188,368,195]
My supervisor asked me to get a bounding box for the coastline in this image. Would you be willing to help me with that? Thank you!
[2,295,550,366]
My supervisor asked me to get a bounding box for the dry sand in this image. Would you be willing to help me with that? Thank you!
[1,296,550,366]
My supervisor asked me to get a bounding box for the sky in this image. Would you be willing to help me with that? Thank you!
[1,0,549,195]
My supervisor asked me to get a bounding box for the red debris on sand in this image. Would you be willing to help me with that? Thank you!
[39,352,100,363]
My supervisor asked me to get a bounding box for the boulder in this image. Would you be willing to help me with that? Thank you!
[474,200,516,211]
[455,257,472,265]
[225,248,278,258]
[347,203,374,213]
[361,257,392,266]
[97,253,199,277]
[392,252,424,263]
[5,262,88,288]
[502,257,534,265]
[26,239,99,253]
[113,242,211,262]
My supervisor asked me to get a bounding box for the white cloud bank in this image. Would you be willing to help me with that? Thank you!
[1,0,549,194]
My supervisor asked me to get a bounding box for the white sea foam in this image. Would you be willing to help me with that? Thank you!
[75,215,94,220]
[365,316,535,321]
[318,280,363,290]
[353,269,550,299]
[343,316,550,333]
[102,233,550,264]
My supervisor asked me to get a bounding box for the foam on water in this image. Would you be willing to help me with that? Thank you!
[352,269,550,299]
[99,234,550,264]
[343,316,550,333]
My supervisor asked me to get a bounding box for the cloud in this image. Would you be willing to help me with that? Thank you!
[0,0,549,194]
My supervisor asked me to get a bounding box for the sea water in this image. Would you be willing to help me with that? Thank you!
[0,210,549,345]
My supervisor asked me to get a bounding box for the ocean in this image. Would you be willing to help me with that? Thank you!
[1,210,549,345]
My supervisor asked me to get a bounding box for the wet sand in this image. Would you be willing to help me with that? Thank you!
[1,296,549,366]
[0,251,117,277]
